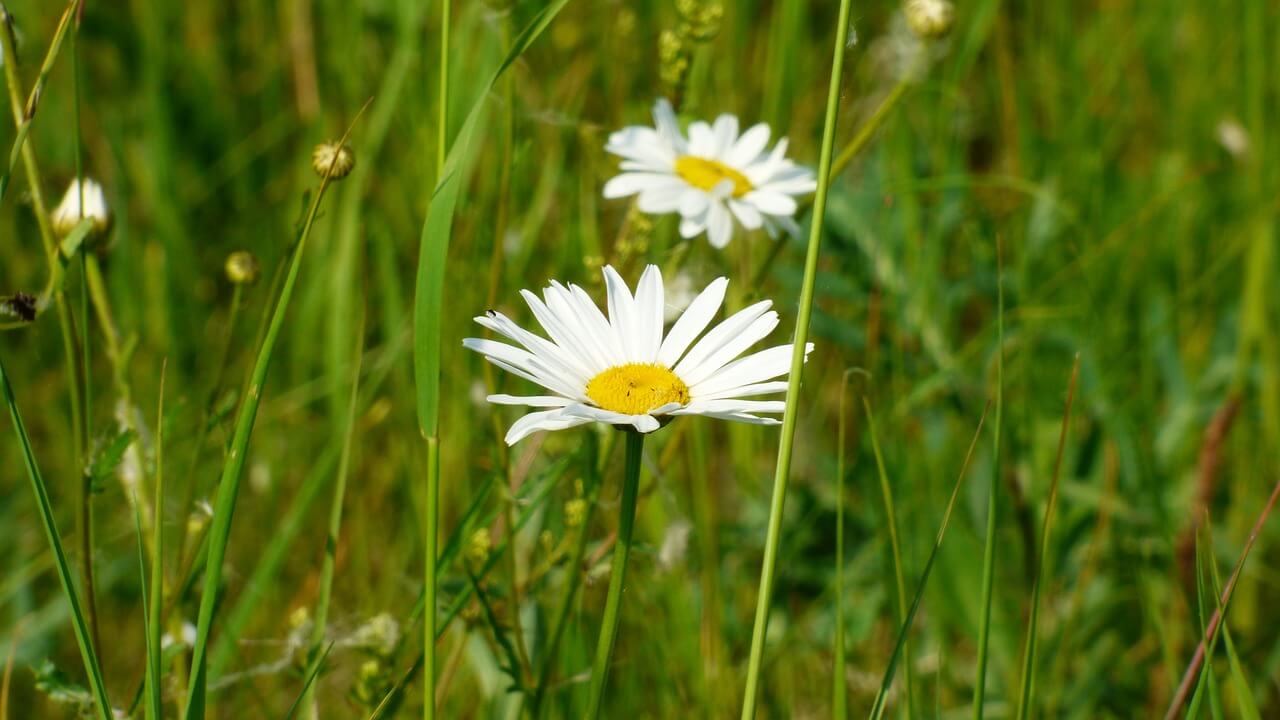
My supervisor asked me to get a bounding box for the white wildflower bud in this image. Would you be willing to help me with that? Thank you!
[905,0,954,40]
[51,178,112,242]
[312,141,355,180]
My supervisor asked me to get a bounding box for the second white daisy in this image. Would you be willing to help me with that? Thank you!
[603,99,816,249]
[464,264,812,444]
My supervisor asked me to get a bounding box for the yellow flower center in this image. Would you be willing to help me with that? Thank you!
[674,156,753,198]
[585,363,690,415]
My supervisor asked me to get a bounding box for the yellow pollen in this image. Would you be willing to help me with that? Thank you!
[586,363,690,415]
[674,155,753,198]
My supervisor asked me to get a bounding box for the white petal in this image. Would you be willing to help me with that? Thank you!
[727,123,771,166]
[505,409,592,445]
[689,343,813,397]
[543,284,612,371]
[678,189,710,218]
[687,121,716,157]
[463,338,585,399]
[657,277,728,368]
[728,199,763,230]
[568,283,627,366]
[604,172,679,199]
[673,300,773,379]
[518,290,597,381]
[672,399,786,415]
[602,265,639,360]
[562,404,661,434]
[678,311,780,387]
[605,126,676,167]
[693,381,790,401]
[711,114,740,156]
[652,98,685,151]
[633,265,665,362]
[637,184,691,213]
[679,216,707,239]
[707,202,734,248]
[475,311,591,380]
[487,394,574,407]
[743,190,798,216]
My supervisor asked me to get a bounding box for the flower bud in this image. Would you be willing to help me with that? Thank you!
[224,251,260,286]
[51,178,112,242]
[905,0,954,40]
[312,141,355,180]
[466,527,492,566]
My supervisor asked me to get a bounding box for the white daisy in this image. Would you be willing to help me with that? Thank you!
[603,99,817,249]
[464,265,812,445]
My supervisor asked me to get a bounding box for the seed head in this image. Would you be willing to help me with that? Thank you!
[565,497,587,528]
[905,0,954,40]
[224,251,260,286]
[312,141,355,180]
[51,177,112,242]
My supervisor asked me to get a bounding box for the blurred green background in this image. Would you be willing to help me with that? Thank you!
[2,0,1278,717]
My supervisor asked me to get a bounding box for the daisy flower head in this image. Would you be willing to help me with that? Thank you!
[603,99,817,249]
[464,265,813,445]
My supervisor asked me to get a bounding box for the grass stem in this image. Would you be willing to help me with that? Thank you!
[739,0,854,714]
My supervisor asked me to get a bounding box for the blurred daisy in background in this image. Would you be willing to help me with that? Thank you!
[465,264,812,444]
[603,99,816,249]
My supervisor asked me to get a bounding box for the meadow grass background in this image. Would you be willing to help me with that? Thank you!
[2,0,1279,717]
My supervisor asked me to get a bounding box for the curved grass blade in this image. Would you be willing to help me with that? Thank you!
[0,350,111,720]
[284,644,333,720]
[869,401,990,720]
[1203,523,1262,720]
[1163,478,1280,719]
[1015,355,1080,720]
[863,398,914,718]
[182,103,371,720]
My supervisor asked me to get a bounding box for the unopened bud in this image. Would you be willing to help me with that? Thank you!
[905,0,954,40]
[466,528,491,565]
[224,251,260,286]
[565,498,587,528]
[51,178,112,242]
[312,141,355,180]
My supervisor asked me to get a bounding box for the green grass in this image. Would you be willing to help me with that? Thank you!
[2,0,1280,717]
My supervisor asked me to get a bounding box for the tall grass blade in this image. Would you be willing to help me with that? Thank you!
[834,370,866,720]
[869,401,990,720]
[0,350,111,719]
[412,4,570,716]
[143,363,167,720]
[739,0,854,713]
[972,236,1004,720]
[285,644,334,720]
[1188,526,1224,720]
[1015,354,1080,720]
[863,398,914,718]
[182,105,369,720]
[1203,523,1262,720]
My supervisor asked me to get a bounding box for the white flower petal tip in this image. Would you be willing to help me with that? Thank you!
[465,268,809,442]
[603,100,816,250]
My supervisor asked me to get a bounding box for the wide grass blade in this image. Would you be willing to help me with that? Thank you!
[0,351,111,720]
[868,401,990,720]
[739,0,854,713]
[863,398,914,718]
[1015,355,1080,719]
[412,3,570,715]
[182,106,368,720]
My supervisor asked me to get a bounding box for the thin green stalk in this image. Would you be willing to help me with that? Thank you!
[740,0,853,714]
[1015,355,1080,720]
[181,108,366,720]
[972,236,1004,720]
[144,363,166,720]
[868,403,990,720]
[863,398,913,719]
[423,2,449,715]
[0,351,111,720]
[585,431,644,719]
[304,289,367,719]
[834,370,865,720]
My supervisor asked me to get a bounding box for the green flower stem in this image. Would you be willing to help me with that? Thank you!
[181,110,362,718]
[585,431,644,719]
[739,0,854,715]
